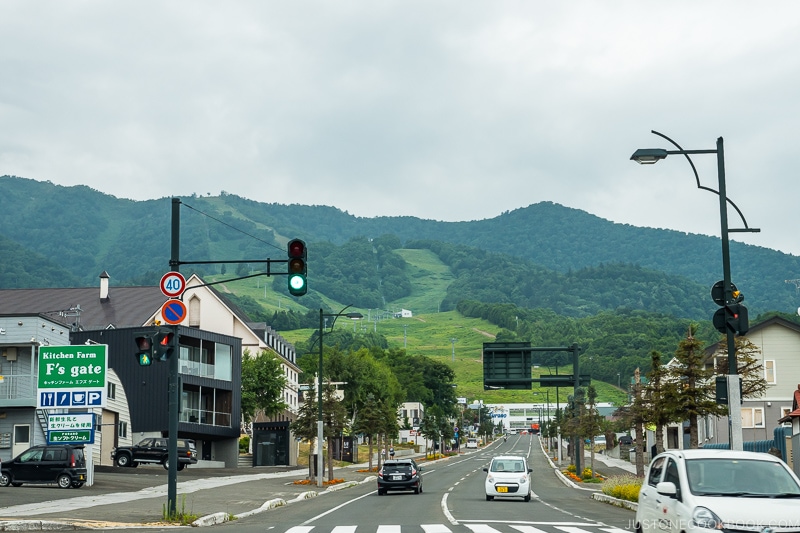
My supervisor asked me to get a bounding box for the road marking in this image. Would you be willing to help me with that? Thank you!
[441,493,458,525]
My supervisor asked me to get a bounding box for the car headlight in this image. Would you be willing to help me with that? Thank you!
[519,475,528,483]
[691,506,723,530]
[486,475,494,483]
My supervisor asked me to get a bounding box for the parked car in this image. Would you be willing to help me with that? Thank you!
[618,435,633,446]
[0,444,87,489]
[483,455,532,502]
[466,438,478,449]
[377,458,423,495]
[111,437,197,470]
[635,449,800,533]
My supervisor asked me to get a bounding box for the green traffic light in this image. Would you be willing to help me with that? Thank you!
[288,273,307,296]
[139,353,152,366]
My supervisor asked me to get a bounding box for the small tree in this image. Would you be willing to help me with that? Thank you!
[322,384,348,482]
[666,326,727,449]
[290,387,319,479]
[241,349,288,452]
[643,350,681,455]
[713,336,768,399]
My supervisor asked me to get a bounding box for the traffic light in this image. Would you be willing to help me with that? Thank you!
[153,330,175,361]
[713,303,749,335]
[287,238,307,296]
[134,333,154,366]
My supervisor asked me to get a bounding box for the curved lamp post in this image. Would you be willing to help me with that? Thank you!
[317,305,363,487]
[630,130,760,451]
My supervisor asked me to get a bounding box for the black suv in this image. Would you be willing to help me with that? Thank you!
[111,437,198,470]
[377,459,423,495]
[0,444,87,489]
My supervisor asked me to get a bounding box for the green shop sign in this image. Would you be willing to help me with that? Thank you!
[37,345,108,408]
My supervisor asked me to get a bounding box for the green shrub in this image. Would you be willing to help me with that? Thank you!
[566,463,577,473]
[581,467,593,479]
[601,474,643,502]
[239,436,250,454]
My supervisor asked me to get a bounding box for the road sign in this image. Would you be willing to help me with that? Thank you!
[161,299,187,325]
[711,280,738,306]
[160,272,187,298]
[37,345,107,409]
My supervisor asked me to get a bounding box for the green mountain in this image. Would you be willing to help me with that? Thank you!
[1,175,798,320]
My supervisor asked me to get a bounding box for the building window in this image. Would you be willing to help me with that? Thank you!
[119,421,128,438]
[764,360,776,384]
[741,408,765,428]
[107,382,116,400]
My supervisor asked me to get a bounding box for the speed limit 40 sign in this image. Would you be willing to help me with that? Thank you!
[160,272,186,298]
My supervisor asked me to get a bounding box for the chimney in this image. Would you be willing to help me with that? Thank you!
[99,271,110,300]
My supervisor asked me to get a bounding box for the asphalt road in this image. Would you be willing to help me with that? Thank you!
[0,436,638,531]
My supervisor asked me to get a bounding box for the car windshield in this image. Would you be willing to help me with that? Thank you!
[491,460,525,473]
[686,458,800,496]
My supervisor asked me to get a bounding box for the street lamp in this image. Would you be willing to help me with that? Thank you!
[631,130,759,451]
[317,305,363,487]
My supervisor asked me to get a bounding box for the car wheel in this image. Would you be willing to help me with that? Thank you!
[524,493,531,502]
[414,487,420,494]
[485,495,493,501]
[419,484,423,494]
[0,473,10,487]
[163,460,169,470]
[177,463,185,471]
[71,482,84,488]
[57,474,72,489]
[116,454,131,467]
[11,482,23,487]
[377,489,385,496]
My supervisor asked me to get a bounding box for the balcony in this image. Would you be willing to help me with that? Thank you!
[180,407,232,427]
[0,373,37,406]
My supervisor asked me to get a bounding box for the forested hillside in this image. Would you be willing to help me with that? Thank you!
[2,175,799,320]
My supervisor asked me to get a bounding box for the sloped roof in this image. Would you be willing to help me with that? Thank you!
[0,285,165,331]
[705,315,800,354]
[778,385,800,423]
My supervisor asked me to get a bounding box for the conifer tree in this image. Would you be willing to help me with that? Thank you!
[666,326,727,449]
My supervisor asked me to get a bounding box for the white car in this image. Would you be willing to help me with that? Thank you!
[635,449,800,533]
[483,455,532,502]
[466,438,478,449]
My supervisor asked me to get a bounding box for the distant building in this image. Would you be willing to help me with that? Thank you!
[393,309,413,318]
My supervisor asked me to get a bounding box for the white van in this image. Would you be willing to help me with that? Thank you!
[466,438,478,449]
[508,428,517,435]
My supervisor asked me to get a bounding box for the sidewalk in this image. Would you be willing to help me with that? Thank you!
[0,439,633,530]
[0,461,380,530]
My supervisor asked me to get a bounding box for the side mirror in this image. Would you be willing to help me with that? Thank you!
[483,467,488,472]
[528,468,533,473]
[656,481,677,498]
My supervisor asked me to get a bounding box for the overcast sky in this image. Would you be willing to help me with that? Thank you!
[2,2,799,260]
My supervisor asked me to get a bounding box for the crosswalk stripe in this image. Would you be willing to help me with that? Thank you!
[331,527,357,533]
[509,525,552,533]
[599,529,630,533]
[377,526,402,533]
[555,527,601,533]
[421,525,453,533]
[464,524,503,533]
[286,527,315,533]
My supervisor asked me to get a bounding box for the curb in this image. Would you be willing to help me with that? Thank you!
[591,492,638,512]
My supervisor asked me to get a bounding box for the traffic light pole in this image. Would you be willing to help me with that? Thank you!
[159,198,307,514]
[167,198,181,516]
